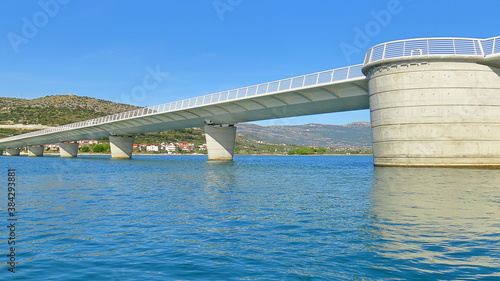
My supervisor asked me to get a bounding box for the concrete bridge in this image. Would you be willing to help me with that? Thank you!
[1,36,499,167]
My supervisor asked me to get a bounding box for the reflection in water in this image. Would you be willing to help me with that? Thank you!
[204,161,238,189]
[371,167,500,276]
[199,161,239,211]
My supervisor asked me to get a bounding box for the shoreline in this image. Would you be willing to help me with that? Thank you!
[22,152,373,157]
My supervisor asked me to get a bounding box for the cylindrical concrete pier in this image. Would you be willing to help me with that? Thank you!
[204,124,237,161]
[59,142,79,158]
[109,135,135,158]
[28,146,45,157]
[5,148,20,156]
[364,57,500,167]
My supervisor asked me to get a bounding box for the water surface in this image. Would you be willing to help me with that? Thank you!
[1,155,498,280]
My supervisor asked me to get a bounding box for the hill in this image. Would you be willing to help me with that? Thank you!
[0,95,139,126]
[236,122,372,149]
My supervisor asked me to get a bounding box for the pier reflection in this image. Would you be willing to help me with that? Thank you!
[370,167,500,271]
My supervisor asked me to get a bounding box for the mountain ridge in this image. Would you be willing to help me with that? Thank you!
[236,122,372,149]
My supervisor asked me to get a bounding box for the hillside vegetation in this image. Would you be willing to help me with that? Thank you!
[0,95,138,126]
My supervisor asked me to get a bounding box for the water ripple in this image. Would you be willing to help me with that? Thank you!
[1,155,498,280]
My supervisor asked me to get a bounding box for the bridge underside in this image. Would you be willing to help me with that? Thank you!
[0,78,369,154]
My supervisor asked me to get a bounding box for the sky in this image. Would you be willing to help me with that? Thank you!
[0,0,498,126]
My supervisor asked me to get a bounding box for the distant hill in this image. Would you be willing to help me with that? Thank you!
[236,122,372,149]
[0,95,139,126]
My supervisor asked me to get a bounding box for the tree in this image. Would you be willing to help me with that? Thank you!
[288,147,316,155]
[91,143,110,153]
[316,147,327,154]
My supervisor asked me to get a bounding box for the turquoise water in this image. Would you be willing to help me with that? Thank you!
[1,155,499,280]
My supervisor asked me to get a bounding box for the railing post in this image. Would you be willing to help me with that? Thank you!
[480,39,484,55]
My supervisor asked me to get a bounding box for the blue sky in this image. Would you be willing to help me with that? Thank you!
[0,0,498,126]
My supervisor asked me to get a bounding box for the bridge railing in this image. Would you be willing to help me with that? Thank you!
[481,36,500,56]
[0,64,365,144]
[364,36,500,65]
[142,64,364,116]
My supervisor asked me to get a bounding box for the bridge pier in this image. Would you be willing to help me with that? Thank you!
[59,142,79,158]
[109,135,135,158]
[28,146,44,157]
[5,148,20,156]
[204,124,236,161]
[363,58,500,168]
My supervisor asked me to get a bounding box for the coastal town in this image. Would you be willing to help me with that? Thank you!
[8,138,371,156]
[43,140,207,154]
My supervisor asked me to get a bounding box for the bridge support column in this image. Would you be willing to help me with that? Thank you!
[28,146,44,157]
[59,142,79,158]
[109,135,135,159]
[5,148,20,156]
[204,124,236,161]
[364,58,500,168]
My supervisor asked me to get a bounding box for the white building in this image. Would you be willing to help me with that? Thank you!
[165,143,178,153]
[146,144,160,152]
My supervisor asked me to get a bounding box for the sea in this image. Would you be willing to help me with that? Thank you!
[1,155,499,280]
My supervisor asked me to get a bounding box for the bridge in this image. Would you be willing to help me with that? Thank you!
[1,36,499,167]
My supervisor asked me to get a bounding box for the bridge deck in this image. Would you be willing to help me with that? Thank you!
[0,65,368,149]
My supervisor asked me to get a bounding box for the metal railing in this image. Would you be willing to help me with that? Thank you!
[0,64,364,145]
[364,36,500,65]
